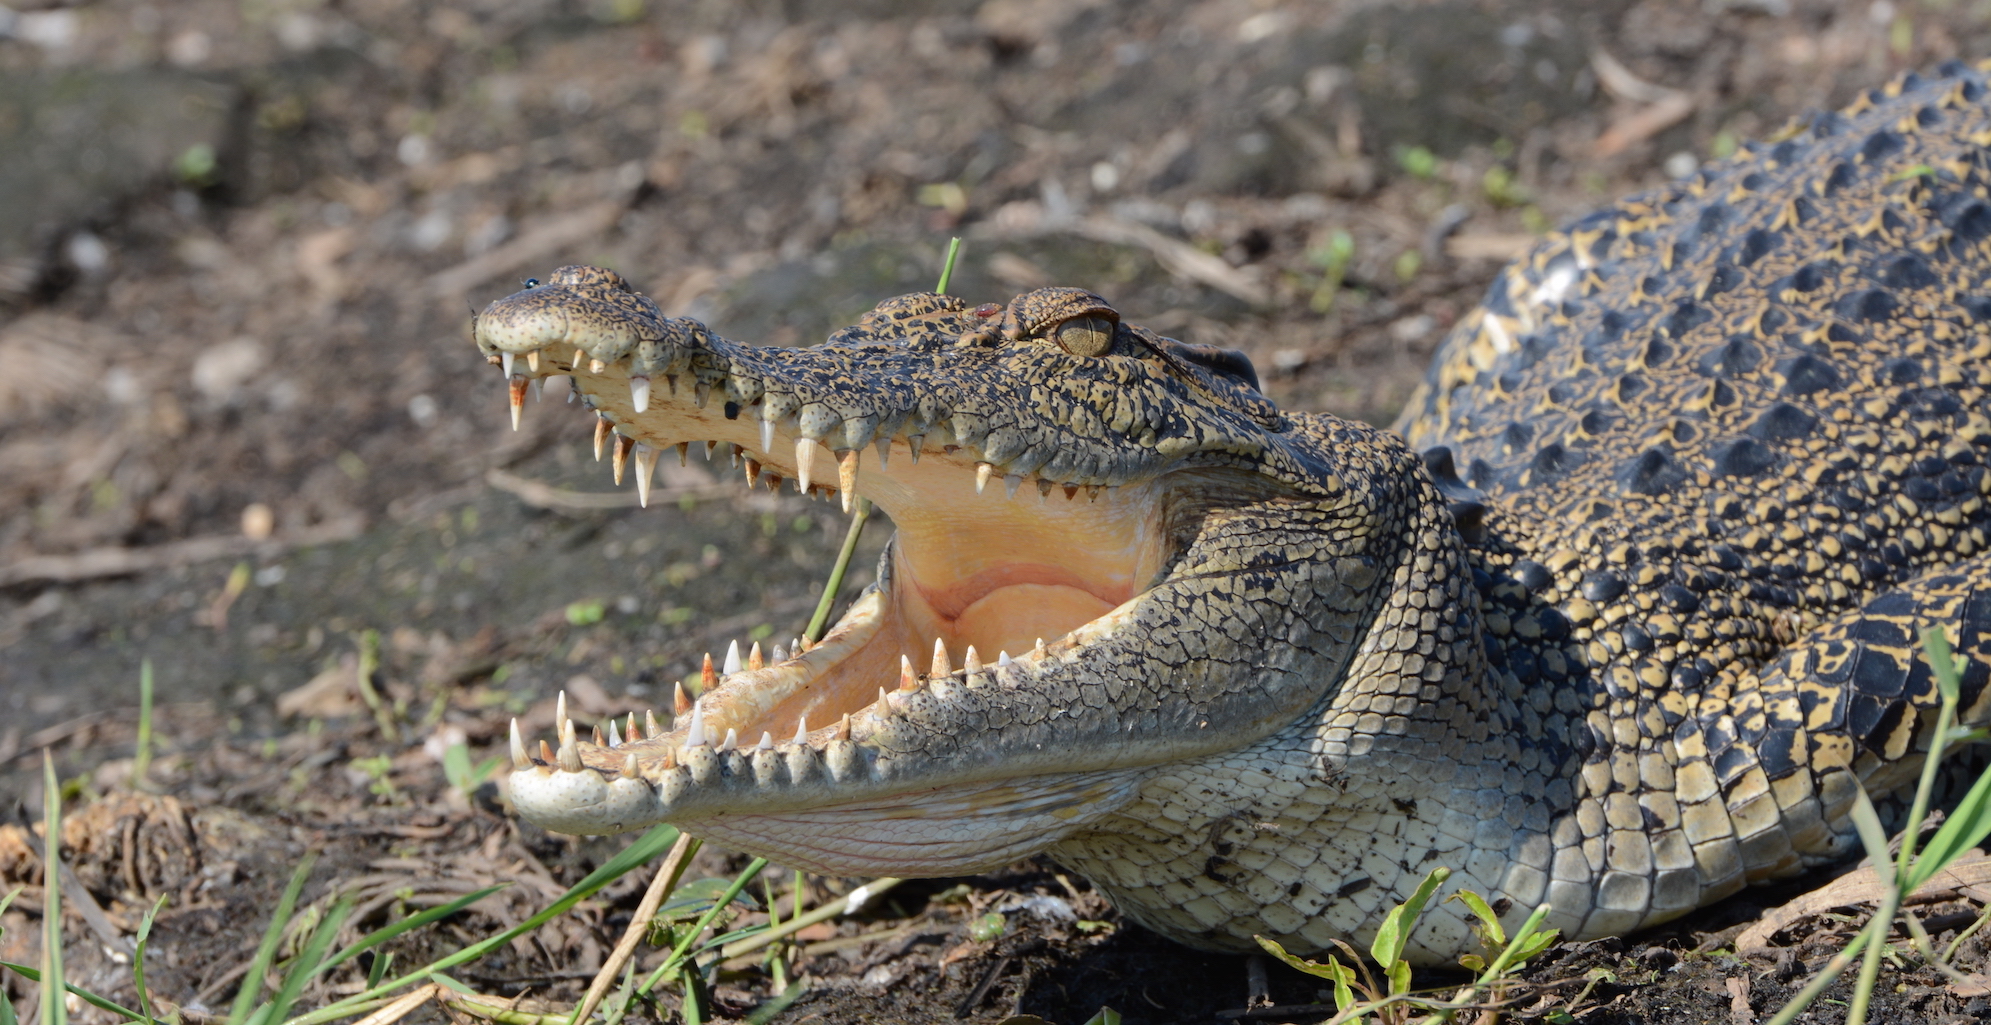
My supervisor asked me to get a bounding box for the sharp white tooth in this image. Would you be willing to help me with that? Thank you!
[621,753,640,778]
[557,691,570,733]
[677,441,690,466]
[900,654,917,692]
[877,686,893,716]
[749,642,764,670]
[701,652,718,692]
[975,462,994,494]
[760,416,775,453]
[634,444,660,507]
[595,415,612,461]
[772,642,788,662]
[568,377,578,403]
[1035,638,1046,652]
[724,640,742,675]
[794,715,808,743]
[532,377,544,402]
[591,358,605,373]
[758,731,774,750]
[908,435,923,464]
[687,705,708,747]
[508,375,526,431]
[646,710,662,736]
[607,721,623,747]
[573,348,585,370]
[510,719,530,768]
[674,681,692,716]
[593,724,606,746]
[1004,475,1023,499]
[963,646,982,673]
[931,637,952,677]
[795,438,817,491]
[874,435,892,467]
[838,449,861,514]
[501,351,514,377]
[720,728,738,751]
[999,650,1011,666]
[704,440,717,461]
[526,350,540,373]
[557,736,583,772]
[631,375,651,413]
[627,711,641,739]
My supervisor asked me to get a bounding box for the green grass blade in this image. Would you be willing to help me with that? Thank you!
[264,899,353,1025]
[0,886,20,920]
[0,964,150,1023]
[281,823,680,1025]
[639,858,768,995]
[230,855,317,1025]
[318,885,508,975]
[134,660,155,787]
[1076,1006,1120,1025]
[935,237,963,294]
[0,984,15,1025]
[1909,761,1991,892]
[805,499,870,643]
[1370,866,1449,967]
[1847,783,1895,889]
[133,893,169,1025]
[365,952,392,990]
[42,752,67,1025]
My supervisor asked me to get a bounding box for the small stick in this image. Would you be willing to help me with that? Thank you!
[568,832,699,1025]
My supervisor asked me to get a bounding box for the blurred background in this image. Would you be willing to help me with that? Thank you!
[0,0,1982,785]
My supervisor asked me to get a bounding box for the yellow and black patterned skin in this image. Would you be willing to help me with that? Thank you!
[476,62,1991,966]
[1390,61,1991,932]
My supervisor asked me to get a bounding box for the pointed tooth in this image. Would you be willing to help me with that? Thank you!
[772,642,789,662]
[874,435,892,467]
[1063,484,1079,501]
[677,441,690,466]
[594,415,612,461]
[591,358,606,374]
[607,721,623,747]
[760,417,775,453]
[908,434,923,464]
[700,653,718,693]
[661,748,677,770]
[510,719,530,768]
[1035,638,1046,653]
[532,377,544,402]
[720,728,738,752]
[564,718,577,747]
[963,646,982,673]
[1037,479,1054,502]
[526,350,540,373]
[646,710,662,736]
[573,348,585,370]
[749,642,764,671]
[557,736,584,772]
[723,640,742,675]
[567,377,577,402]
[931,637,952,677]
[838,449,860,513]
[613,433,635,484]
[899,655,918,692]
[557,691,569,731]
[508,376,527,430]
[877,687,893,716]
[674,681,692,716]
[1004,475,1022,499]
[756,731,773,751]
[626,711,641,740]
[540,739,556,764]
[794,438,817,491]
[704,440,718,461]
[593,724,606,746]
[687,705,708,747]
[621,753,640,778]
[975,462,994,494]
[501,351,515,377]
[793,636,806,655]
[836,713,851,740]
[794,715,809,743]
[999,650,1012,667]
[635,444,660,507]
[631,375,651,413]
[744,456,762,488]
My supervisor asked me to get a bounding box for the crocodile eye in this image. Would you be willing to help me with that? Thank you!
[1054,316,1116,356]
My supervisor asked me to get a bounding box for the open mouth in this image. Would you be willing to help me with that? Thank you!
[475,272,1227,856]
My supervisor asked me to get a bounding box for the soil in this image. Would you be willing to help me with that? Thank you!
[5,0,1991,1023]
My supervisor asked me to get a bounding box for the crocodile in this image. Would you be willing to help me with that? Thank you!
[474,63,1991,965]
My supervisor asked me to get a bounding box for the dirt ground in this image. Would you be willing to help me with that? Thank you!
[7,0,1991,1022]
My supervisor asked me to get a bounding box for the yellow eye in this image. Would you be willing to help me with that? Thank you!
[1054,316,1116,356]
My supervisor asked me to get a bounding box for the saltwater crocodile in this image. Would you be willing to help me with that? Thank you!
[476,64,1991,965]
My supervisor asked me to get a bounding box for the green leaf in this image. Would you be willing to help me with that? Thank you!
[264,898,352,1025]
[0,963,150,1023]
[134,893,170,1025]
[1385,957,1410,996]
[1253,935,1348,981]
[1909,761,1991,892]
[319,885,507,975]
[0,985,15,1025]
[1447,888,1507,949]
[1075,1006,1120,1025]
[231,856,316,1025]
[1370,866,1450,968]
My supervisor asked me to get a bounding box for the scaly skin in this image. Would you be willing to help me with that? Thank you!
[474,63,1991,965]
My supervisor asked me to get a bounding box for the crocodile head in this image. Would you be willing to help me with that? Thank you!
[474,265,1444,887]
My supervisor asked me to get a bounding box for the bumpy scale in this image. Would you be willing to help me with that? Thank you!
[472,63,1991,965]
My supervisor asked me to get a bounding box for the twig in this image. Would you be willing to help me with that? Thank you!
[716,879,903,960]
[0,517,364,587]
[568,832,698,1025]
